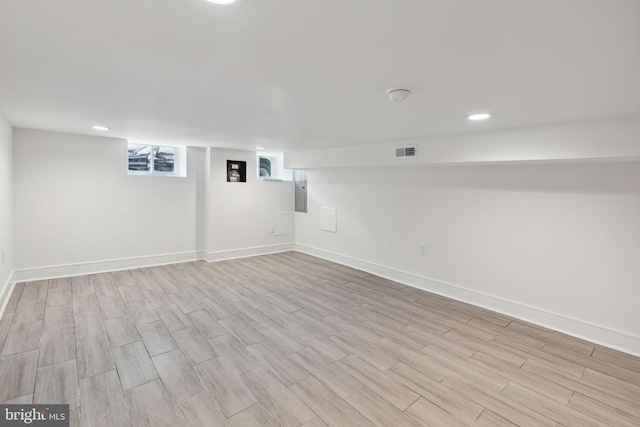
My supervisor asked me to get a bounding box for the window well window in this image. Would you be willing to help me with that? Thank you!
[256,152,291,181]
[128,144,186,177]
[259,156,272,178]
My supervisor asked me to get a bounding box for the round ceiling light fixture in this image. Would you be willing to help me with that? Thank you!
[386,87,412,102]
[467,113,492,121]
[206,0,236,4]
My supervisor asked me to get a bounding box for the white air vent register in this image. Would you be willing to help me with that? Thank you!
[395,145,417,159]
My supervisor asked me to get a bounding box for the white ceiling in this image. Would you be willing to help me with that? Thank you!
[0,0,639,151]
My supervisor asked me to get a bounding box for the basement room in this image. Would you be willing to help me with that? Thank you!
[0,1,639,426]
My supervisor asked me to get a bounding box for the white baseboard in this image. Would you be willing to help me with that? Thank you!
[207,243,295,262]
[11,251,200,282]
[10,243,296,282]
[295,243,640,357]
[0,271,15,324]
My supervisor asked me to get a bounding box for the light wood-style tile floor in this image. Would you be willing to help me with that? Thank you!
[0,252,639,426]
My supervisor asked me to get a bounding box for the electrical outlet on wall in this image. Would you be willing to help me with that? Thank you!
[420,244,427,256]
[270,225,275,234]
[1,249,5,264]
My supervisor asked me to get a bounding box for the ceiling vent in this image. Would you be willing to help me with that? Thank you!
[395,145,417,159]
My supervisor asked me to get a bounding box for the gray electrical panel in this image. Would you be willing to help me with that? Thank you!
[294,170,308,213]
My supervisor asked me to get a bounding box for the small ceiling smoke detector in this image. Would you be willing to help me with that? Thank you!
[386,87,412,102]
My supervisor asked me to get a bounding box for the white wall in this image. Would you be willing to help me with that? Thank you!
[207,148,294,260]
[295,162,640,355]
[0,113,13,305]
[13,129,202,279]
[194,146,207,257]
[11,131,294,278]
[285,117,640,169]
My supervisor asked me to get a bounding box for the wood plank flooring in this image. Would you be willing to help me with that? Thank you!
[0,251,638,426]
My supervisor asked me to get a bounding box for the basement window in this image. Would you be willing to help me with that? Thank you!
[257,152,292,181]
[128,144,186,177]
[258,156,272,178]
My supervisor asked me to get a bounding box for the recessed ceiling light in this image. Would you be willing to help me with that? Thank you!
[92,125,110,131]
[467,113,491,121]
[206,0,236,4]
[255,147,265,150]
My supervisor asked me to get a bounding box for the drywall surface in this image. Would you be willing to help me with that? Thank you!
[207,148,294,260]
[13,129,200,276]
[285,118,640,169]
[193,146,207,257]
[295,162,640,354]
[0,114,13,292]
